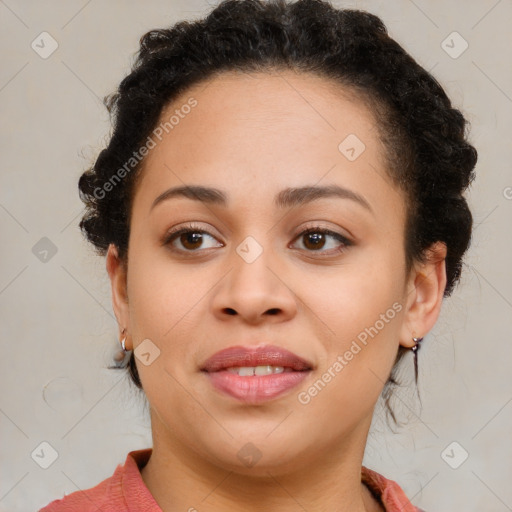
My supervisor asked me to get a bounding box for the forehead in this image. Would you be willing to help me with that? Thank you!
[171,69,377,146]
[132,69,399,214]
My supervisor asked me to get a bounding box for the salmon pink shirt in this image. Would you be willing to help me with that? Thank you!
[39,448,425,512]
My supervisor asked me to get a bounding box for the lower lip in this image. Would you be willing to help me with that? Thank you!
[205,370,311,404]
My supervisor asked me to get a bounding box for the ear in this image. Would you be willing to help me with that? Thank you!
[106,243,130,349]
[399,241,447,348]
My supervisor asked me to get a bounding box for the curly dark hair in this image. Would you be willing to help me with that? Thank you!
[78,0,477,426]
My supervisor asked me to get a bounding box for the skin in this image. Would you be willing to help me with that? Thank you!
[106,69,447,512]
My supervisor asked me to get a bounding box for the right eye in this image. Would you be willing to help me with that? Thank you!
[162,223,224,253]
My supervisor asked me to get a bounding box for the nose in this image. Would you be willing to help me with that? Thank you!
[210,241,298,325]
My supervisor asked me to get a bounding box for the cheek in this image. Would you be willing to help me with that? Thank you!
[127,248,204,335]
[125,253,208,410]
[298,257,403,340]
[126,250,225,385]
[293,258,404,399]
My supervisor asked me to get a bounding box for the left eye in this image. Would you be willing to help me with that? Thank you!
[163,227,222,252]
[291,228,351,253]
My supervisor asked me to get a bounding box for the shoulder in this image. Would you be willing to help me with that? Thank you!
[38,472,121,511]
[38,449,153,512]
[38,464,124,512]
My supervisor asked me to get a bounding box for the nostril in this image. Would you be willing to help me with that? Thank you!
[224,308,237,315]
[266,308,280,315]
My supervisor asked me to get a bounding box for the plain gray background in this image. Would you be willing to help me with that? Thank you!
[1,0,511,510]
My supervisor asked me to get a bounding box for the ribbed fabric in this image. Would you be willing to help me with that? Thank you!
[361,465,425,512]
[39,448,424,511]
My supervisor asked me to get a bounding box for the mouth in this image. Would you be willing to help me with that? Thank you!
[201,345,313,372]
[201,345,313,404]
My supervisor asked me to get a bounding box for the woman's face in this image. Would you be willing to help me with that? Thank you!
[108,70,435,475]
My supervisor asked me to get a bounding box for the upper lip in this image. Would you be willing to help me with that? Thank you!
[201,345,313,372]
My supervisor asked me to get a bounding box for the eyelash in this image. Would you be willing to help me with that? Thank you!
[162,222,352,256]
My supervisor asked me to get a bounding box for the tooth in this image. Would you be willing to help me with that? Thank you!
[254,365,273,376]
[224,366,290,376]
[238,367,255,376]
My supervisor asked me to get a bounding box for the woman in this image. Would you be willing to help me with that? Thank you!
[39,0,477,510]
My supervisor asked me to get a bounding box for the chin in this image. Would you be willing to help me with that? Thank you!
[200,435,313,478]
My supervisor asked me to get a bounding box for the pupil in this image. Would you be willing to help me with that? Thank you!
[182,232,202,249]
[305,233,325,250]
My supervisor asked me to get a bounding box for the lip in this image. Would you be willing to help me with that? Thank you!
[200,345,313,372]
[201,345,313,404]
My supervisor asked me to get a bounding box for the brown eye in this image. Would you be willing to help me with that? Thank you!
[163,225,223,253]
[292,227,351,254]
[178,232,204,250]
[302,232,327,250]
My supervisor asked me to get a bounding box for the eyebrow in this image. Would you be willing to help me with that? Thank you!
[150,184,373,214]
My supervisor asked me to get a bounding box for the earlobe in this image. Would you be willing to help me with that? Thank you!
[399,242,447,348]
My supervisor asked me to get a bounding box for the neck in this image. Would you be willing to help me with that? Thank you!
[140,409,383,512]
